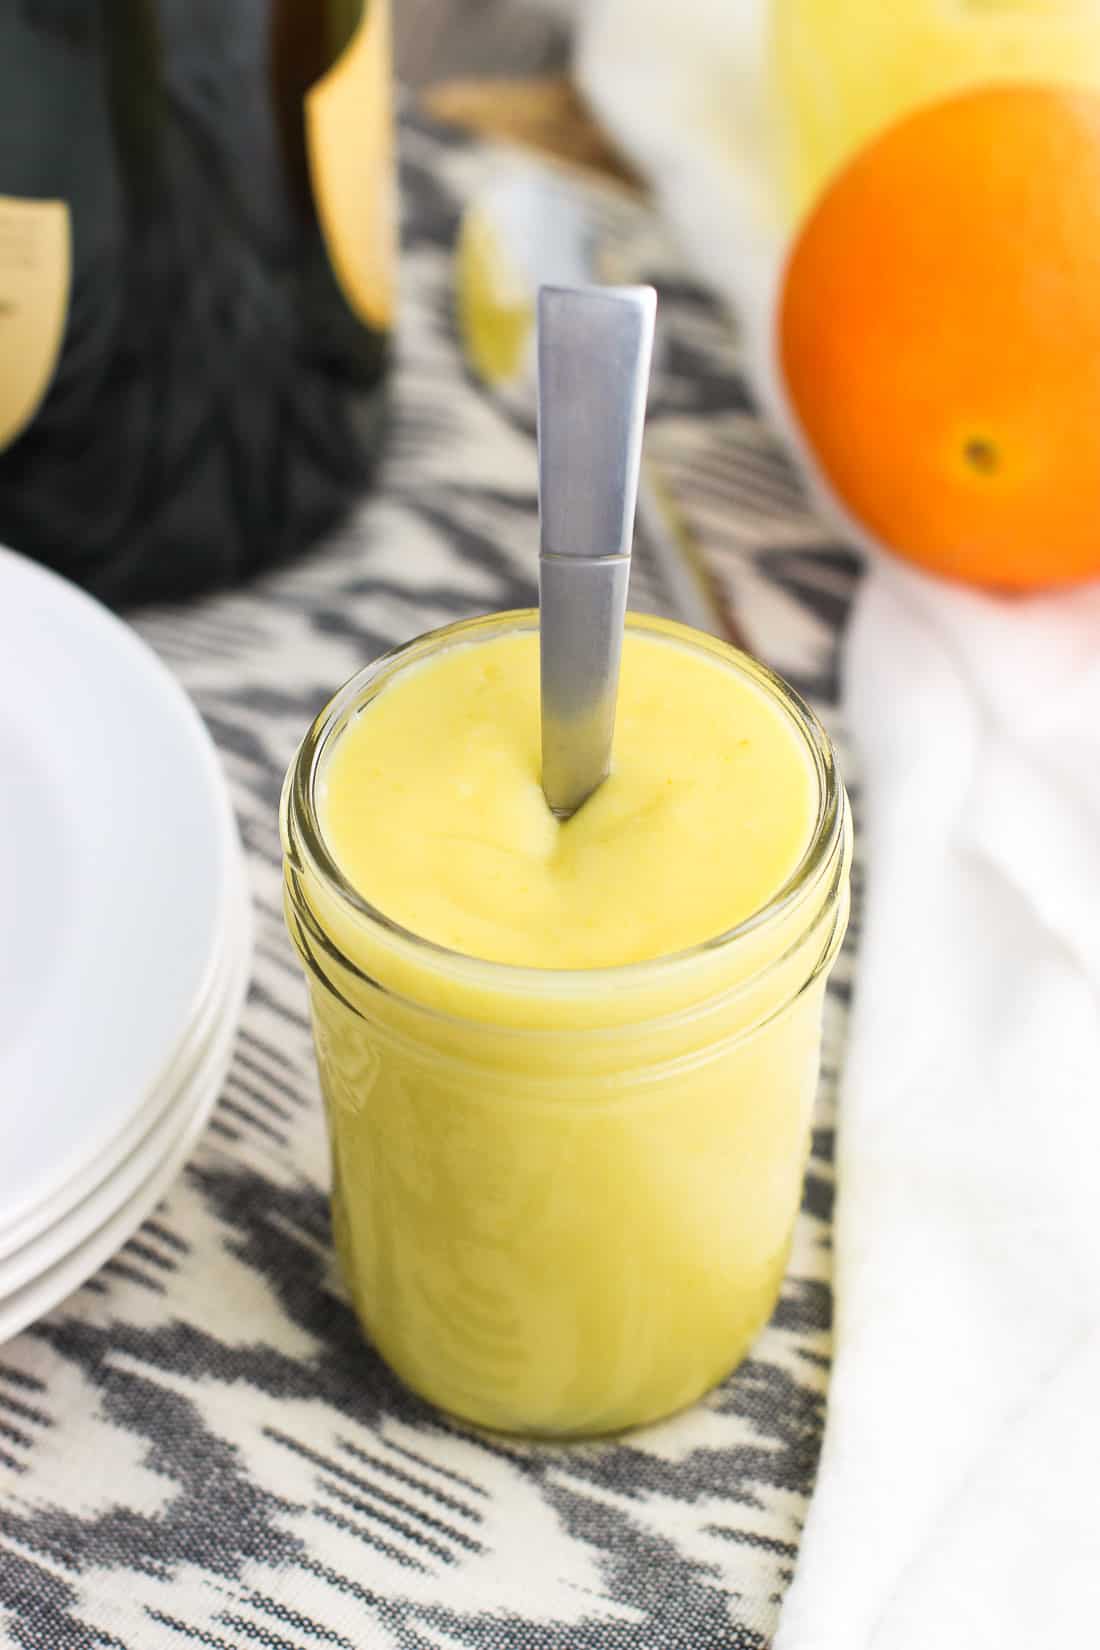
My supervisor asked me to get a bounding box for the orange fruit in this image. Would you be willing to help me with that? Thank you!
[779,84,1100,590]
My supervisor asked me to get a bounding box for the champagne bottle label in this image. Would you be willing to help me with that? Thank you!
[306,0,396,330]
[0,196,70,451]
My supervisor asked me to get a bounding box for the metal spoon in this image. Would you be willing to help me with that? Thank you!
[456,165,741,646]
[537,283,656,820]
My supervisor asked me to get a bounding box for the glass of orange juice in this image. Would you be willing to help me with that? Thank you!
[772,0,1100,219]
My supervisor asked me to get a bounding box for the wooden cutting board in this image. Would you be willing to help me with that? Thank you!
[420,74,644,189]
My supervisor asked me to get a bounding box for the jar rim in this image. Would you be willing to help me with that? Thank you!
[281,609,847,998]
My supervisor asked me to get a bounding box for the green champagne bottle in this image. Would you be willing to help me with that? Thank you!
[0,0,394,606]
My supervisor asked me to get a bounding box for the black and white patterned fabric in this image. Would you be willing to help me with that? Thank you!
[0,113,863,1649]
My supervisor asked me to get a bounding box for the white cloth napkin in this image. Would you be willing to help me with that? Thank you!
[782,563,1100,1649]
[576,3,1100,1642]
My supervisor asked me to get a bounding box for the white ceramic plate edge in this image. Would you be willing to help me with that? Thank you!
[0,546,241,1224]
[0,890,253,1342]
[0,841,251,1258]
[0,877,253,1288]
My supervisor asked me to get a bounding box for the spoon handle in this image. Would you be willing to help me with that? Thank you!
[537,283,656,819]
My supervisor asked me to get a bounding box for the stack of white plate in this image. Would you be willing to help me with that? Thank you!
[0,547,253,1340]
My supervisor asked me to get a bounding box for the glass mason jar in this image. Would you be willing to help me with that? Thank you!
[281,611,852,1438]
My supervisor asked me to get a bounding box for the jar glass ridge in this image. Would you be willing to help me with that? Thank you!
[281,610,852,1436]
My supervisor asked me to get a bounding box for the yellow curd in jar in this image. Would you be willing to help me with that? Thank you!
[281,612,850,1436]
